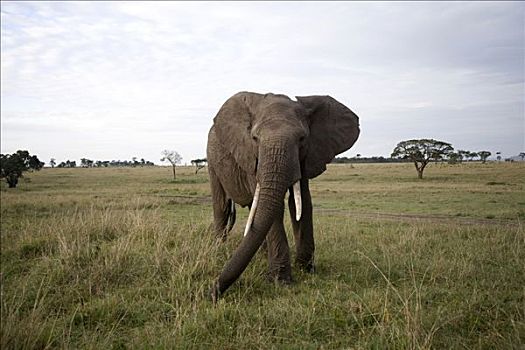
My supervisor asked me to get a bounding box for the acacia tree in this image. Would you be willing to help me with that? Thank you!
[466,151,478,162]
[191,158,207,174]
[447,152,463,164]
[457,150,470,162]
[0,150,44,188]
[478,151,491,164]
[161,150,182,180]
[57,160,76,168]
[391,139,453,179]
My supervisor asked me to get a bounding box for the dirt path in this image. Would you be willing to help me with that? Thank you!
[315,208,520,227]
[159,195,520,227]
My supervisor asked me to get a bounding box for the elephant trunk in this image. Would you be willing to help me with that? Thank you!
[214,141,299,297]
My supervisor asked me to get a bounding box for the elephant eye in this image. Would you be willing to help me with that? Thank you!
[252,135,259,142]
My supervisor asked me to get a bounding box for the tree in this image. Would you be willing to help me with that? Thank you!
[81,158,94,168]
[478,151,491,164]
[0,150,44,188]
[457,150,469,162]
[29,155,44,170]
[161,150,182,180]
[57,160,76,168]
[447,152,463,165]
[50,158,56,168]
[191,158,207,174]
[391,139,453,179]
[466,151,478,162]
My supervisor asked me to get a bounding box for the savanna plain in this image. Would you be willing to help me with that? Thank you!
[1,162,523,349]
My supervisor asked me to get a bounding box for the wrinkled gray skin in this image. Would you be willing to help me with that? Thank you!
[207,92,360,301]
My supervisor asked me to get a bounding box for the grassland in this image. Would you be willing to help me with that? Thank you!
[1,162,523,349]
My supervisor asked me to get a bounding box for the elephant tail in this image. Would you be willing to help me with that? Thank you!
[226,199,236,233]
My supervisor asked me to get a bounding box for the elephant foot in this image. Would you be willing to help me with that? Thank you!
[266,273,293,285]
[303,263,316,273]
[296,259,315,273]
[267,265,293,285]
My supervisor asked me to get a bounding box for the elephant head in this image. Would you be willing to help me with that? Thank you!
[210,92,360,299]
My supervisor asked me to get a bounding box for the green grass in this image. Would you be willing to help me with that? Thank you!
[1,163,524,349]
[313,162,525,220]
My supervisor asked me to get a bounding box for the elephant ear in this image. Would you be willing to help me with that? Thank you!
[213,92,263,175]
[297,95,360,179]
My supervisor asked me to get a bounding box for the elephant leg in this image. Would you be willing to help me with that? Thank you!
[266,204,292,283]
[209,167,235,240]
[288,179,315,273]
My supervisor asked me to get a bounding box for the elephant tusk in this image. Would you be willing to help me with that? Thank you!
[244,183,261,237]
[293,181,302,221]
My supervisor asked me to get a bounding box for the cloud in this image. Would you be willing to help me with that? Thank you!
[1,1,523,164]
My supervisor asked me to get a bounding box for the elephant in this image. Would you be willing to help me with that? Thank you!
[207,92,360,301]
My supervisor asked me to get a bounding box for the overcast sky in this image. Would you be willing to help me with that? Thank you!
[1,1,524,164]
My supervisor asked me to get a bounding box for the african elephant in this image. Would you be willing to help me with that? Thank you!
[207,92,360,300]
